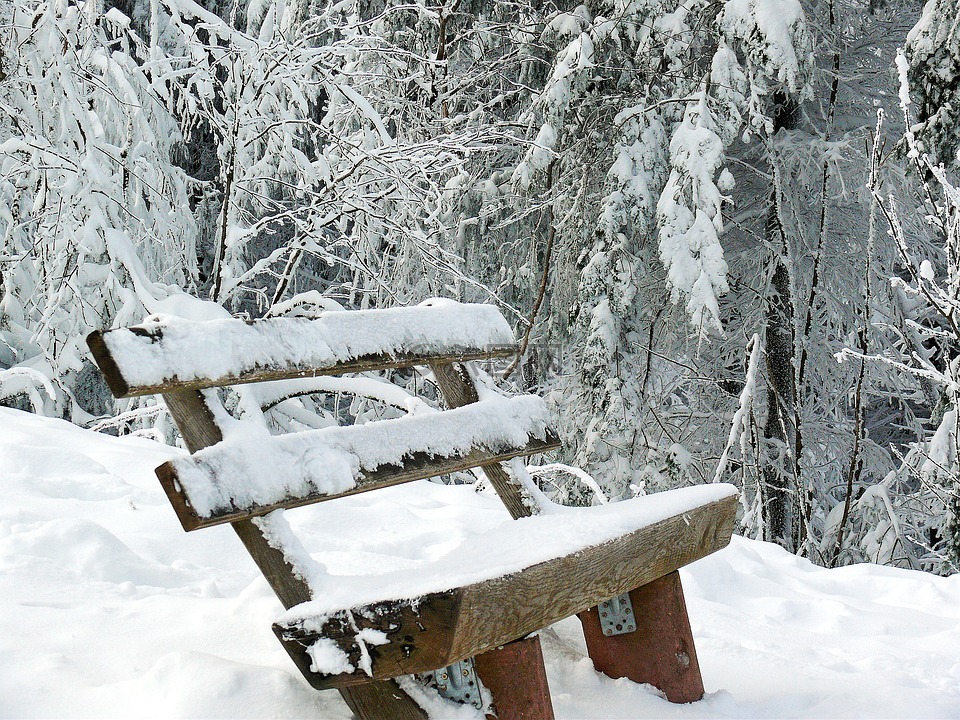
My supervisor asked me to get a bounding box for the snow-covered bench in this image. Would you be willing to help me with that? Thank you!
[87,300,737,720]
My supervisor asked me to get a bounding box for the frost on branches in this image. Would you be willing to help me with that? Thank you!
[0,0,477,424]
[841,52,960,574]
[0,0,197,420]
[656,93,731,334]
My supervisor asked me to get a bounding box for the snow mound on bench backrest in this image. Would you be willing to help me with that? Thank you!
[169,395,553,518]
[103,299,514,390]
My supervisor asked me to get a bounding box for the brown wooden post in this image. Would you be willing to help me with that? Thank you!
[473,637,555,720]
[429,362,554,718]
[163,389,427,720]
[578,571,704,703]
[429,362,538,520]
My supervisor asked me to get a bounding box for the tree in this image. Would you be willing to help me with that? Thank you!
[0,0,197,420]
[904,0,960,170]
[715,0,927,559]
[496,0,814,504]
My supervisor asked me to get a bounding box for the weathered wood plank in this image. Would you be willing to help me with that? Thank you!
[154,393,558,532]
[163,388,427,720]
[159,433,561,532]
[86,303,516,398]
[429,362,539,520]
[274,493,737,687]
[162,389,225,454]
[451,493,736,659]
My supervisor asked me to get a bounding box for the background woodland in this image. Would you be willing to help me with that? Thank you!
[2,0,960,572]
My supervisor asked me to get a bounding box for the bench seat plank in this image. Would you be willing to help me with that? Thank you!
[87,301,515,398]
[157,395,560,531]
[272,486,738,688]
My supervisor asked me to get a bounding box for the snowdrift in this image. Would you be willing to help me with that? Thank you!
[1,407,959,718]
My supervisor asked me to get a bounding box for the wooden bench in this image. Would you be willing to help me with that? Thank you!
[87,300,737,719]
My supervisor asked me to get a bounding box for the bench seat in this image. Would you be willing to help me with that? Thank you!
[272,483,738,688]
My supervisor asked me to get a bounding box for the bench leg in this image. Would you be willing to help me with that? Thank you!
[578,571,704,703]
[339,681,428,720]
[473,636,555,720]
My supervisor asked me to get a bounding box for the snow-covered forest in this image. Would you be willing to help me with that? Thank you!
[2,0,960,577]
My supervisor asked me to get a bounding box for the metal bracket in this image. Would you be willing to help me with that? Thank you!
[599,592,637,636]
[420,657,483,709]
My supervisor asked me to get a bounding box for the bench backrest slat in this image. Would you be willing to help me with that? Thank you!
[157,396,560,531]
[88,302,515,398]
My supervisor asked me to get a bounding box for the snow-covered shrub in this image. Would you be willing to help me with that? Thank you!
[840,45,960,573]
[0,0,198,421]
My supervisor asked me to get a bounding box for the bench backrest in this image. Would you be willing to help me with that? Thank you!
[88,301,558,533]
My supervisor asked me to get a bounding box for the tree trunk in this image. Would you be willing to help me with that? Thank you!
[763,242,795,548]
[761,93,801,550]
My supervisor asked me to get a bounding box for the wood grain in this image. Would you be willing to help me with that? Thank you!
[429,362,539,520]
[88,328,515,398]
[273,493,737,687]
[161,390,224,454]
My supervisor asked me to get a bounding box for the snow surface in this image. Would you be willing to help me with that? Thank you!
[278,482,736,623]
[169,395,554,519]
[101,300,515,391]
[3,407,960,718]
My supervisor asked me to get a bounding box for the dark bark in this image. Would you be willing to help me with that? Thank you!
[763,233,795,547]
[761,93,800,549]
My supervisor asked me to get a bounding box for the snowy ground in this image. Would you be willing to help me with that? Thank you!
[2,406,959,719]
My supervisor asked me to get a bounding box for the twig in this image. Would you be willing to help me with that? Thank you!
[503,159,556,381]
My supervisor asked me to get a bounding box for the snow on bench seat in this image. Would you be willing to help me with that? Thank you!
[156,395,560,531]
[272,483,739,687]
[87,300,515,398]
